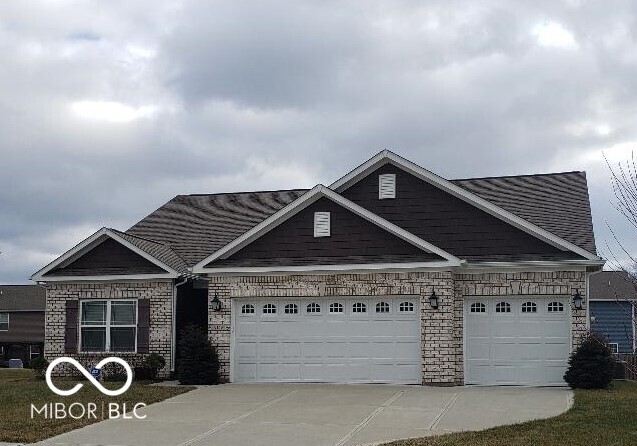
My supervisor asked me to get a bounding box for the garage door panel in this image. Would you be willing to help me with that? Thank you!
[465,297,570,386]
[234,297,421,383]
[466,341,490,360]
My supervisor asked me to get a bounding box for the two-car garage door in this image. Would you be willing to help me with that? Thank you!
[233,297,421,384]
[464,297,570,386]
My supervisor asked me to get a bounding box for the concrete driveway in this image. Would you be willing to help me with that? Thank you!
[37,384,572,446]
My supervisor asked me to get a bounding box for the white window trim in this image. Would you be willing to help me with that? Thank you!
[609,342,619,354]
[79,299,138,353]
[306,302,322,315]
[29,345,41,359]
[0,313,8,331]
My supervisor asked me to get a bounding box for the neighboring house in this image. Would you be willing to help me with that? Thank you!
[0,285,45,365]
[590,271,636,353]
[32,151,604,386]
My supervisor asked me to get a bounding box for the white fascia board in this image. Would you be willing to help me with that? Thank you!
[330,150,601,262]
[31,228,179,281]
[192,185,461,272]
[31,228,110,281]
[199,261,457,275]
[34,273,178,282]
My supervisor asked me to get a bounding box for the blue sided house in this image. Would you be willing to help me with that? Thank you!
[589,271,636,353]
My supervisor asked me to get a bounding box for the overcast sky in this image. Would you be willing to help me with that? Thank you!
[1,0,636,283]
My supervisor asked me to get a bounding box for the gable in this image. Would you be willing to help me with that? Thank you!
[206,196,444,267]
[340,163,585,261]
[44,238,168,277]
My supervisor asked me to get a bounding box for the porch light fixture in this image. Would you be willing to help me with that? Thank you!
[211,294,222,312]
[573,290,583,310]
[429,291,439,309]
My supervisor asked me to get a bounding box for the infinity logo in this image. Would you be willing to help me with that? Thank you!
[46,357,133,397]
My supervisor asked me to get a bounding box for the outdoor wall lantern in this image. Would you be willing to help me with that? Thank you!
[211,294,223,312]
[573,290,583,310]
[429,290,439,309]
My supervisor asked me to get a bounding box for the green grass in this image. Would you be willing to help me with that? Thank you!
[0,368,194,443]
[385,381,637,446]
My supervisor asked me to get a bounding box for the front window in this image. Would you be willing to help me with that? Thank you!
[80,300,137,352]
[0,313,8,331]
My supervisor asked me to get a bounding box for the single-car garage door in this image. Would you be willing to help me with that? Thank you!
[465,296,570,386]
[233,297,421,384]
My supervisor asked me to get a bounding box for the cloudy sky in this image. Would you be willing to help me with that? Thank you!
[1,0,636,283]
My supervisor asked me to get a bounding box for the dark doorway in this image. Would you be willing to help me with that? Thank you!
[175,280,208,371]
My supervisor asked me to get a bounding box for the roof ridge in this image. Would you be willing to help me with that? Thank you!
[182,188,310,197]
[452,171,585,182]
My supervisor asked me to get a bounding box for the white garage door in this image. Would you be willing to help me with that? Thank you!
[465,296,570,386]
[233,297,421,384]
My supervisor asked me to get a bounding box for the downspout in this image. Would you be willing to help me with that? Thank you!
[172,277,188,372]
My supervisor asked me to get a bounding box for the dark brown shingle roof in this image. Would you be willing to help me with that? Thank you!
[109,229,190,274]
[0,285,45,311]
[590,271,637,301]
[452,171,596,255]
[126,171,596,266]
[127,190,308,265]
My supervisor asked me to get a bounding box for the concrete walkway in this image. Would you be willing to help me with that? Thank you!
[36,383,572,446]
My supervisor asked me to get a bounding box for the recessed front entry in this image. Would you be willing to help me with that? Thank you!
[232,297,421,384]
[464,296,570,386]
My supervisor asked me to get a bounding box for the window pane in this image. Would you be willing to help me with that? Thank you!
[110,327,136,352]
[81,327,106,351]
[0,313,8,330]
[111,301,137,325]
[82,301,106,325]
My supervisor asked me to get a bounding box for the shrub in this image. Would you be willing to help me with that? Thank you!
[102,362,128,382]
[177,325,220,385]
[135,353,167,381]
[30,356,49,380]
[564,332,616,389]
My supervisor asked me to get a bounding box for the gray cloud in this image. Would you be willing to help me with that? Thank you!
[1,0,637,283]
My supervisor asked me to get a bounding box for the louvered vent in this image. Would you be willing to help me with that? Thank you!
[379,173,396,199]
[313,212,331,237]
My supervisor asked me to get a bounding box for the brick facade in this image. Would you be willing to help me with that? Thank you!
[42,270,588,385]
[44,281,173,378]
[208,269,587,385]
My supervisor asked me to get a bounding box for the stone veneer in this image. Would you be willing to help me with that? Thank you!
[45,281,173,378]
[208,270,587,385]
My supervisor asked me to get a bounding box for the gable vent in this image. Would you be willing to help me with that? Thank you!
[313,212,331,237]
[379,173,396,199]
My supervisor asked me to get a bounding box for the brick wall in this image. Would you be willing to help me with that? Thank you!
[209,270,587,386]
[45,281,173,378]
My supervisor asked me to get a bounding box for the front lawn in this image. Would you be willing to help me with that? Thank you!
[0,368,194,443]
[386,380,637,446]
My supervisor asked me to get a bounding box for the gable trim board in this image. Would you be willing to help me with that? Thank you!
[193,184,462,273]
[31,228,181,282]
[330,150,600,262]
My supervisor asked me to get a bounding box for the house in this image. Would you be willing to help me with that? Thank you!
[32,151,604,386]
[0,285,45,365]
[589,271,636,353]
